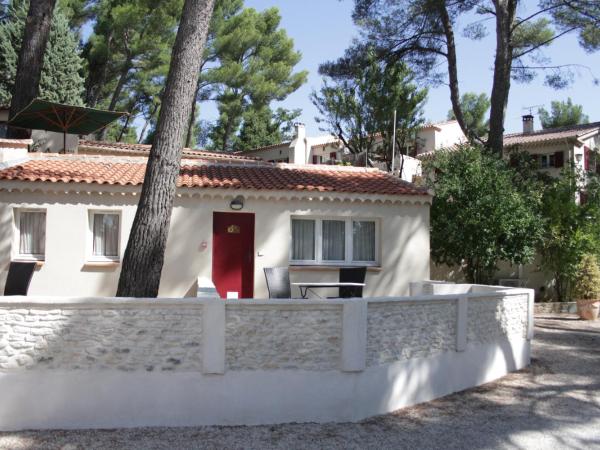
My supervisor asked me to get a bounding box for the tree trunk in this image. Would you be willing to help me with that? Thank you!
[85,31,114,108]
[138,103,160,144]
[438,3,472,143]
[117,114,131,142]
[99,61,132,140]
[488,0,517,156]
[185,77,202,148]
[117,0,216,298]
[7,0,57,138]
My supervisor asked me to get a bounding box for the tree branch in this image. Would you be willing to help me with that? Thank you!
[513,27,578,59]
[512,4,565,31]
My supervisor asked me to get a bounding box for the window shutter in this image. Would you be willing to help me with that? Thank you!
[584,147,590,171]
[554,151,564,168]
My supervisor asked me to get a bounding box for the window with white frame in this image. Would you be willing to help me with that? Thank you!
[290,217,379,265]
[15,209,46,260]
[90,212,120,260]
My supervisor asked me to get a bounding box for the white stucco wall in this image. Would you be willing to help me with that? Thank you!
[0,287,533,430]
[433,122,467,149]
[30,130,79,153]
[1,109,78,152]
[0,184,430,298]
[243,144,292,162]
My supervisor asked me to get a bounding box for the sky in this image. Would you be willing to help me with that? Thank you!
[223,0,600,136]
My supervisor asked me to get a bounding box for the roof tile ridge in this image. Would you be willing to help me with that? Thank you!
[28,153,148,165]
[275,163,383,173]
[505,121,600,138]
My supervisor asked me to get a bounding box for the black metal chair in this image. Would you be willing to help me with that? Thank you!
[4,262,36,296]
[264,267,292,299]
[338,266,367,298]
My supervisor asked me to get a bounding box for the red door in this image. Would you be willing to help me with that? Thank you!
[212,212,255,298]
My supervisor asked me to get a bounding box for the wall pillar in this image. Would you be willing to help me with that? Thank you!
[456,296,468,352]
[526,290,535,341]
[341,300,367,372]
[202,300,225,374]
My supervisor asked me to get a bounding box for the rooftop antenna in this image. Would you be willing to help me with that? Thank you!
[522,105,543,115]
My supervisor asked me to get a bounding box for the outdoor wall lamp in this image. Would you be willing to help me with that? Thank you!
[230,195,244,211]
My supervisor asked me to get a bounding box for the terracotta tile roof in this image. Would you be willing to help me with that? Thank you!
[420,119,458,130]
[242,141,293,153]
[504,122,600,147]
[78,140,261,162]
[0,156,428,196]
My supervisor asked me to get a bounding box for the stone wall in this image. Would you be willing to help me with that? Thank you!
[0,302,203,372]
[367,300,457,366]
[467,294,529,344]
[0,292,532,374]
[534,302,577,314]
[225,304,342,371]
[0,288,534,430]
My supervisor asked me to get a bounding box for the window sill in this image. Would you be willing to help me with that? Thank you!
[82,261,120,269]
[289,265,381,272]
[12,259,44,268]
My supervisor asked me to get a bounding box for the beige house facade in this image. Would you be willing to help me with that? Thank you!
[504,115,600,179]
[0,140,431,299]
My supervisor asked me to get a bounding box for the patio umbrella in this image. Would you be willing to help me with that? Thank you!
[8,99,128,152]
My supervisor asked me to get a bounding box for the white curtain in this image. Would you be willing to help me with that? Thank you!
[93,214,119,257]
[292,219,315,260]
[353,221,375,261]
[322,220,345,261]
[19,211,46,256]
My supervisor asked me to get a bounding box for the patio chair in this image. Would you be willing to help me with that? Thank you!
[338,266,367,298]
[264,267,291,299]
[4,261,36,296]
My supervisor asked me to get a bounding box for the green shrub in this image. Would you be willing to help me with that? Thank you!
[573,254,600,300]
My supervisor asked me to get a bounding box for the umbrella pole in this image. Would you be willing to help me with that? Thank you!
[63,130,66,154]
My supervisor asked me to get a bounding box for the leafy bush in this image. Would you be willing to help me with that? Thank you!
[573,254,600,300]
[538,168,600,301]
[423,144,542,284]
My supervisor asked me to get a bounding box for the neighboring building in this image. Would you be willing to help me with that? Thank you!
[77,139,263,164]
[504,115,600,177]
[411,120,467,157]
[242,124,345,165]
[0,107,79,153]
[0,139,431,299]
[244,120,467,184]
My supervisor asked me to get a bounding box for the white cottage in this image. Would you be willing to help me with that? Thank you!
[0,139,431,298]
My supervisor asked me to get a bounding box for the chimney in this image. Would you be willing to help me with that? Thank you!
[289,123,308,164]
[294,122,306,141]
[522,114,534,134]
[0,139,31,165]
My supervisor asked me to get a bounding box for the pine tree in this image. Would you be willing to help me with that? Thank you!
[0,0,84,106]
[312,53,427,171]
[538,98,589,129]
[236,106,300,151]
[82,0,181,119]
[202,5,307,151]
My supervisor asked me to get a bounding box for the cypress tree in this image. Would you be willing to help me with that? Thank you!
[0,0,85,107]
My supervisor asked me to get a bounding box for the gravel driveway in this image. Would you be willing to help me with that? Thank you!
[1,314,599,450]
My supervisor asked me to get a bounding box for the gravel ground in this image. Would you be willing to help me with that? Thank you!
[1,314,599,450]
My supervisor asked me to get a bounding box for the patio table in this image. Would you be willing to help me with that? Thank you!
[291,282,366,299]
